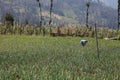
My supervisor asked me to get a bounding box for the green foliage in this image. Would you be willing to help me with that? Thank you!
[42,27,46,36]
[4,13,14,26]
[98,28,104,39]
[118,35,120,40]
[0,36,120,79]
[107,29,114,38]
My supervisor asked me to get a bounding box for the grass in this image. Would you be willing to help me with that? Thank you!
[0,35,120,80]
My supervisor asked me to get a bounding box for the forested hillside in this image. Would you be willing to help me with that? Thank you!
[0,0,117,28]
[100,0,117,9]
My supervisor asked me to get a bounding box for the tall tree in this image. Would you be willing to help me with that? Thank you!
[86,2,90,28]
[36,0,43,27]
[4,13,14,26]
[118,0,120,30]
[49,0,53,25]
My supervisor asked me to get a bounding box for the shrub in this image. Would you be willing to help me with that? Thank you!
[57,26,61,36]
[42,27,46,36]
[4,13,14,26]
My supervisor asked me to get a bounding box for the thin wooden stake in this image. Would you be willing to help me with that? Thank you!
[95,23,99,58]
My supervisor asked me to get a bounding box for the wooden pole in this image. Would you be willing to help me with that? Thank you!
[95,23,99,58]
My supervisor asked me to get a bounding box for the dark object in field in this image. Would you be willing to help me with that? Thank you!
[80,40,88,47]
[50,32,66,37]
[50,32,58,37]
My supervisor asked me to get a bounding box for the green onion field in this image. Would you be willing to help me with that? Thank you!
[0,35,120,80]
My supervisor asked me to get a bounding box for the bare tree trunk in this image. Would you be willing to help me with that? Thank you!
[49,0,53,26]
[39,1,42,27]
[86,2,90,28]
[36,0,43,27]
[49,0,53,34]
[118,0,120,30]
[95,23,99,59]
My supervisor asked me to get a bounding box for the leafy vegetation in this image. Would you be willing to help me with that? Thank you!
[0,23,120,40]
[0,35,119,80]
[4,13,14,26]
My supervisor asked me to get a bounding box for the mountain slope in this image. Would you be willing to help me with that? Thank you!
[100,0,117,9]
[0,0,117,28]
